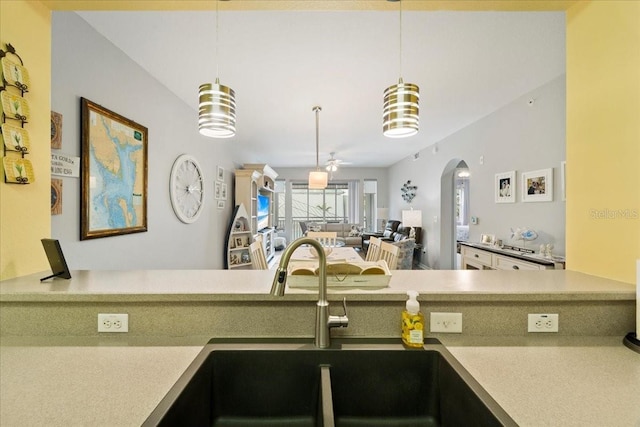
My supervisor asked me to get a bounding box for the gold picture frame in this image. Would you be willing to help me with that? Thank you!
[80,98,148,240]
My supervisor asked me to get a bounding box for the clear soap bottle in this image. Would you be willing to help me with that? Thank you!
[401,290,425,348]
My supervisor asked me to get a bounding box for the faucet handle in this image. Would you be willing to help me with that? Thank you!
[328,297,349,330]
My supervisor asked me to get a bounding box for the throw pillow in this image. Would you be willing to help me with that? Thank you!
[307,222,322,232]
[349,225,363,237]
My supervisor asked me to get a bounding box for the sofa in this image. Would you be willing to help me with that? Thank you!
[302,221,364,248]
[362,220,422,252]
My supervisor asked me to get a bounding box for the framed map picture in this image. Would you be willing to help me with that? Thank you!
[80,98,148,240]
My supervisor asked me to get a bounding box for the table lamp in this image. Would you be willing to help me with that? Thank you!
[377,208,389,231]
[402,209,422,239]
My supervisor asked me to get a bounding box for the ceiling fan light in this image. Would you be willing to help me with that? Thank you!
[326,163,338,172]
[199,81,236,138]
[309,170,328,189]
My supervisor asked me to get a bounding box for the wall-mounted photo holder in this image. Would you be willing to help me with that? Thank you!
[3,157,34,184]
[51,111,63,149]
[494,171,515,203]
[1,123,30,154]
[217,165,224,181]
[522,168,553,202]
[1,91,30,123]
[217,200,225,209]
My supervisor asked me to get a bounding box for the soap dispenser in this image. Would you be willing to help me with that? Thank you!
[402,291,425,348]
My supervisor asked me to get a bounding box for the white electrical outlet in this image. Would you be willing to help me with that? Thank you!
[98,313,129,333]
[528,313,558,333]
[430,312,462,333]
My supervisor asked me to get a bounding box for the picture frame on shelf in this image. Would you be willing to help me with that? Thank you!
[217,166,224,181]
[495,171,516,203]
[80,97,148,240]
[522,168,553,202]
[235,237,243,248]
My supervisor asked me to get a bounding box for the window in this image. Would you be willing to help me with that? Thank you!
[291,182,349,223]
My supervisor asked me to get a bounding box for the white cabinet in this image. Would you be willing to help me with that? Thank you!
[258,228,275,262]
[460,244,563,270]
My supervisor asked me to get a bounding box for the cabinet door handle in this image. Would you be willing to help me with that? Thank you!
[512,265,519,270]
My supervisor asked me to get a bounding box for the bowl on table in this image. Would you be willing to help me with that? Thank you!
[309,245,333,258]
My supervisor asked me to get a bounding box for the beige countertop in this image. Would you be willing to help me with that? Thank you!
[1,269,635,302]
[1,336,638,426]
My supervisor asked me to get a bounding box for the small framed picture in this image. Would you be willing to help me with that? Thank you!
[217,200,225,209]
[215,181,221,200]
[481,234,495,244]
[217,166,224,181]
[495,171,515,203]
[235,237,243,247]
[221,183,227,201]
[522,168,553,202]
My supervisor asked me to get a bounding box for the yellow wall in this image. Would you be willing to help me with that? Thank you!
[566,1,640,283]
[1,0,638,283]
[0,0,52,280]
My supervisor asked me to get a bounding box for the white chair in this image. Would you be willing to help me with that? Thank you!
[249,240,269,270]
[365,236,382,262]
[307,231,338,248]
[379,241,399,270]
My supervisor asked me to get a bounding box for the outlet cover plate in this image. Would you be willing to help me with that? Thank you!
[430,312,462,333]
[98,313,129,333]
[527,313,559,333]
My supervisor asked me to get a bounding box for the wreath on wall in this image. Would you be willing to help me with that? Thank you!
[401,180,417,203]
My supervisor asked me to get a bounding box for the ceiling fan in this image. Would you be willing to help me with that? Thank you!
[325,152,352,178]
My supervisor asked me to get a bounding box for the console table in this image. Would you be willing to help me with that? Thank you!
[460,242,565,270]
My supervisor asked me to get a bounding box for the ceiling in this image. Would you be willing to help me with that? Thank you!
[74,6,565,168]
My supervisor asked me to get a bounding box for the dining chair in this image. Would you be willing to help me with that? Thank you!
[307,231,338,247]
[379,241,399,270]
[249,240,269,270]
[365,236,382,262]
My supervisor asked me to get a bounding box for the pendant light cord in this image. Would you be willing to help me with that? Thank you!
[313,106,321,170]
[399,0,403,80]
[215,0,219,79]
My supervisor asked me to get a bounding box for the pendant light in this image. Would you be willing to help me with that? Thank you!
[383,0,419,138]
[308,106,328,189]
[199,0,236,138]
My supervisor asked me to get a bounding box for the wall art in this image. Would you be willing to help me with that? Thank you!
[495,171,516,203]
[522,168,553,202]
[80,98,148,239]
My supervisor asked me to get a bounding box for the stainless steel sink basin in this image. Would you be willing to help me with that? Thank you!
[143,338,516,427]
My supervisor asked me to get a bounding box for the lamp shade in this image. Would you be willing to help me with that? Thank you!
[198,80,236,138]
[308,170,328,189]
[383,78,419,138]
[402,209,422,227]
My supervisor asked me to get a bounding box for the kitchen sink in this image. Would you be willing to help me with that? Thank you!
[143,338,516,427]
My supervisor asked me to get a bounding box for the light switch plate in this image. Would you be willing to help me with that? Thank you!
[430,312,462,333]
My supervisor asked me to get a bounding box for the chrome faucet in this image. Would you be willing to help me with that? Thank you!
[271,237,348,348]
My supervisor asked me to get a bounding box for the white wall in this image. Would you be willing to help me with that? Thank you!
[51,12,240,269]
[389,76,566,269]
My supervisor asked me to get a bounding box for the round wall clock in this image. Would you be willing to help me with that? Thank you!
[170,154,205,224]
